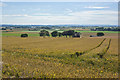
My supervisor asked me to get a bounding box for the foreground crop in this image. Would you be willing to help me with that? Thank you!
[2,37,118,78]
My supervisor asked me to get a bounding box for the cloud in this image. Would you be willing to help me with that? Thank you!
[2,14,28,17]
[0,3,7,7]
[67,10,117,24]
[85,6,109,9]
[2,10,118,25]
[66,9,73,13]
[68,10,117,16]
[33,13,51,16]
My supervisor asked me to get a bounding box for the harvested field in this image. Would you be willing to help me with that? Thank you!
[2,33,118,78]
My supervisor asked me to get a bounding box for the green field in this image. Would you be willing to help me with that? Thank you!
[76,30,120,33]
[20,30,120,33]
[2,30,120,37]
[2,33,39,37]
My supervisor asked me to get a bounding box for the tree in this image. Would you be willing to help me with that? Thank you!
[97,32,104,36]
[46,31,50,36]
[1,28,6,30]
[67,30,74,37]
[39,30,50,37]
[72,32,81,38]
[21,34,28,37]
[62,31,68,38]
[58,32,62,37]
[51,31,59,37]
[62,30,75,38]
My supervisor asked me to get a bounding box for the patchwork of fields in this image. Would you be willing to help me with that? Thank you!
[2,30,119,37]
[2,32,119,78]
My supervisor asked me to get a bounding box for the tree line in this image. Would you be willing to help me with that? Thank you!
[91,27,120,31]
[39,30,81,38]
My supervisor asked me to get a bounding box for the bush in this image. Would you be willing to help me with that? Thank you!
[97,32,104,36]
[21,34,28,37]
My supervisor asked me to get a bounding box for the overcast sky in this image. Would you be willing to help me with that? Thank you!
[1,2,118,25]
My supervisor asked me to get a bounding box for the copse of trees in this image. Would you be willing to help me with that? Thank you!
[67,30,75,37]
[39,30,50,37]
[39,30,81,38]
[50,30,76,37]
[2,28,6,30]
[62,31,68,38]
[62,30,80,38]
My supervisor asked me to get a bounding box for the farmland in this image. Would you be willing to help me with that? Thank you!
[2,30,119,37]
[1,1,119,78]
[2,31,119,78]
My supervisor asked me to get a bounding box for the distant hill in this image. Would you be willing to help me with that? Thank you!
[1,24,118,27]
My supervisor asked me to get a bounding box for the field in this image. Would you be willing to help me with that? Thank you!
[1,30,120,37]
[2,31,119,78]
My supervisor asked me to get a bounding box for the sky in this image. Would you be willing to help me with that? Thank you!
[1,0,119,2]
[1,2,118,25]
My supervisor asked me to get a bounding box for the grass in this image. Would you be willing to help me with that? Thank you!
[2,33,39,37]
[20,30,120,33]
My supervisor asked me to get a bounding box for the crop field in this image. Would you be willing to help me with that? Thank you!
[2,30,120,37]
[2,32,119,78]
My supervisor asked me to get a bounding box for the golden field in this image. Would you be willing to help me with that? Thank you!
[2,33,119,78]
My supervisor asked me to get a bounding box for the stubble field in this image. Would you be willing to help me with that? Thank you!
[2,32,119,78]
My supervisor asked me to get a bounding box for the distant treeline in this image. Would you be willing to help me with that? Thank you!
[91,27,120,31]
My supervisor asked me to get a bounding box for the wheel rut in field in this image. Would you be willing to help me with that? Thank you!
[97,39,111,58]
[71,38,106,57]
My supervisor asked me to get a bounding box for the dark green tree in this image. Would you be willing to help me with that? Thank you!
[67,30,74,37]
[51,31,59,37]
[97,32,104,36]
[62,31,68,38]
[39,30,50,37]
[21,34,28,37]
[46,31,50,36]
[58,32,62,37]
[62,30,75,38]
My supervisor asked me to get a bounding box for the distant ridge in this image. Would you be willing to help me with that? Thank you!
[1,24,118,27]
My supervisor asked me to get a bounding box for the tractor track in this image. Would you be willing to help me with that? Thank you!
[71,38,106,57]
[97,39,111,58]
[83,38,106,53]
